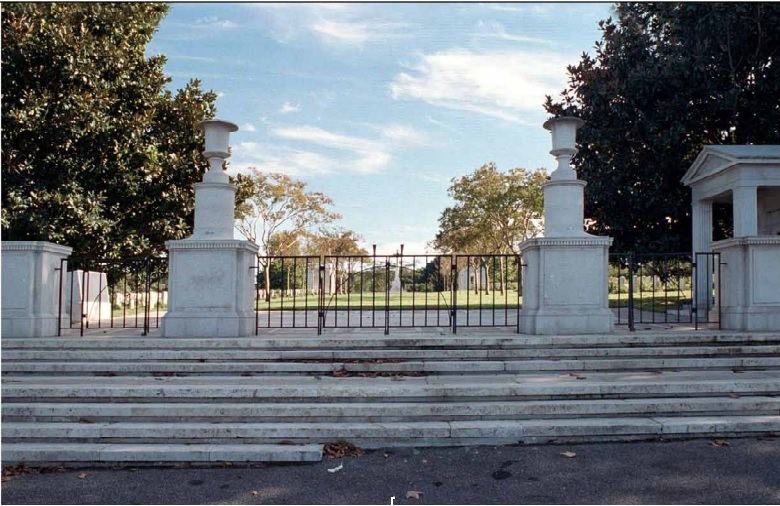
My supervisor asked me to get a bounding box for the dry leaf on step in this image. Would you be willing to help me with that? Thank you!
[406,491,423,500]
[78,472,87,479]
[711,439,729,447]
[560,451,577,458]
[251,491,258,497]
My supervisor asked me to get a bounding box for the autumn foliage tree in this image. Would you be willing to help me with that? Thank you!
[233,169,340,300]
[1,3,218,257]
[545,3,780,253]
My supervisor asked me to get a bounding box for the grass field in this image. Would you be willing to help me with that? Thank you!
[254,289,693,313]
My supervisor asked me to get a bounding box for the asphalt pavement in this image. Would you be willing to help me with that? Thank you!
[2,437,779,505]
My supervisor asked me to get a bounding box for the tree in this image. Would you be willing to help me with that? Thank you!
[433,163,546,294]
[1,3,217,258]
[545,3,780,253]
[304,228,368,295]
[233,169,340,300]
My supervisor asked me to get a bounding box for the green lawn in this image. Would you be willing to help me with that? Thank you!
[255,289,692,313]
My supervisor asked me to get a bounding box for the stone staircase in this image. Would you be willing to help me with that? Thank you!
[2,329,780,466]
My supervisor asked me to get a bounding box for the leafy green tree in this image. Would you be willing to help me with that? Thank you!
[545,3,780,253]
[1,3,217,258]
[434,163,546,294]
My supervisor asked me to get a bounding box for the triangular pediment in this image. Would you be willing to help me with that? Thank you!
[682,145,780,187]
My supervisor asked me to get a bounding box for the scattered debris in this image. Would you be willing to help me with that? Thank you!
[78,472,87,479]
[405,490,423,500]
[728,393,740,399]
[711,439,729,447]
[2,464,66,482]
[560,451,577,458]
[78,417,97,424]
[323,440,365,459]
[251,491,259,497]
[327,463,344,473]
[421,458,428,464]
[384,453,390,459]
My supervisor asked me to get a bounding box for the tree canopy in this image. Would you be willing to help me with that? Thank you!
[545,3,780,253]
[433,163,547,254]
[1,3,217,257]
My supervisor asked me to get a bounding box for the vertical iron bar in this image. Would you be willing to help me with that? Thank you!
[80,265,87,336]
[57,258,65,337]
[143,259,151,336]
[627,254,635,332]
[384,257,390,335]
[372,245,376,328]
[451,255,458,334]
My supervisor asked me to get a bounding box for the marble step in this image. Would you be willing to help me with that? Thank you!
[4,396,779,423]
[4,356,780,376]
[1,442,323,465]
[4,371,779,402]
[3,332,779,350]
[5,345,780,363]
[4,416,780,446]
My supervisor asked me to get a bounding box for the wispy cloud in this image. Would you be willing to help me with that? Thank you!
[240,123,256,132]
[195,16,238,30]
[309,19,412,45]
[271,125,390,173]
[380,124,431,147]
[390,49,571,124]
[230,142,336,177]
[279,102,301,114]
[475,21,552,45]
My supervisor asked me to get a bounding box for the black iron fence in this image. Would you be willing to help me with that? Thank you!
[255,253,523,335]
[57,256,168,336]
[608,252,721,331]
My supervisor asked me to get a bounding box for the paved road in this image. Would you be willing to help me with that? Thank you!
[2,437,779,504]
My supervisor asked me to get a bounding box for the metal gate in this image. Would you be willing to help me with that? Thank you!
[608,252,721,331]
[255,253,523,335]
[57,256,168,336]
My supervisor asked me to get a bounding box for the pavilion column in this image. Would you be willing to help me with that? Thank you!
[733,186,758,237]
[691,199,713,323]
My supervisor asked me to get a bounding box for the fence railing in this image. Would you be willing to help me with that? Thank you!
[57,256,168,336]
[608,252,721,331]
[255,254,523,335]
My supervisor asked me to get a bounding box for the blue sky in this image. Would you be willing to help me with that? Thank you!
[147,2,614,254]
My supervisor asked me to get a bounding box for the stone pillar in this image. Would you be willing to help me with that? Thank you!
[2,241,73,337]
[713,236,780,331]
[162,120,260,338]
[691,199,714,322]
[519,117,614,335]
[733,186,759,237]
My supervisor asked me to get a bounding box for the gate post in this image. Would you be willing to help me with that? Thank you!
[2,241,73,337]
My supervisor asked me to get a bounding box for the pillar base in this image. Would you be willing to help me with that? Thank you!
[519,236,613,335]
[162,239,259,338]
[712,236,780,331]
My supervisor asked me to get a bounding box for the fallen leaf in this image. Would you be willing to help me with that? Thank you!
[560,451,577,458]
[78,417,96,424]
[421,459,428,464]
[406,490,423,500]
[278,440,298,446]
[383,453,390,459]
[78,472,87,479]
[327,463,343,473]
[711,439,729,447]
[251,491,258,497]
[728,393,740,399]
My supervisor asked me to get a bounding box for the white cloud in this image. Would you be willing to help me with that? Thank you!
[475,21,552,45]
[272,126,383,155]
[279,102,301,114]
[216,92,226,98]
[380,124,430,147]
[229,142,336,177]
[240,123,257,132]
[195,16,238,30]
[309,19,411,44]
[389,49,571,124]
